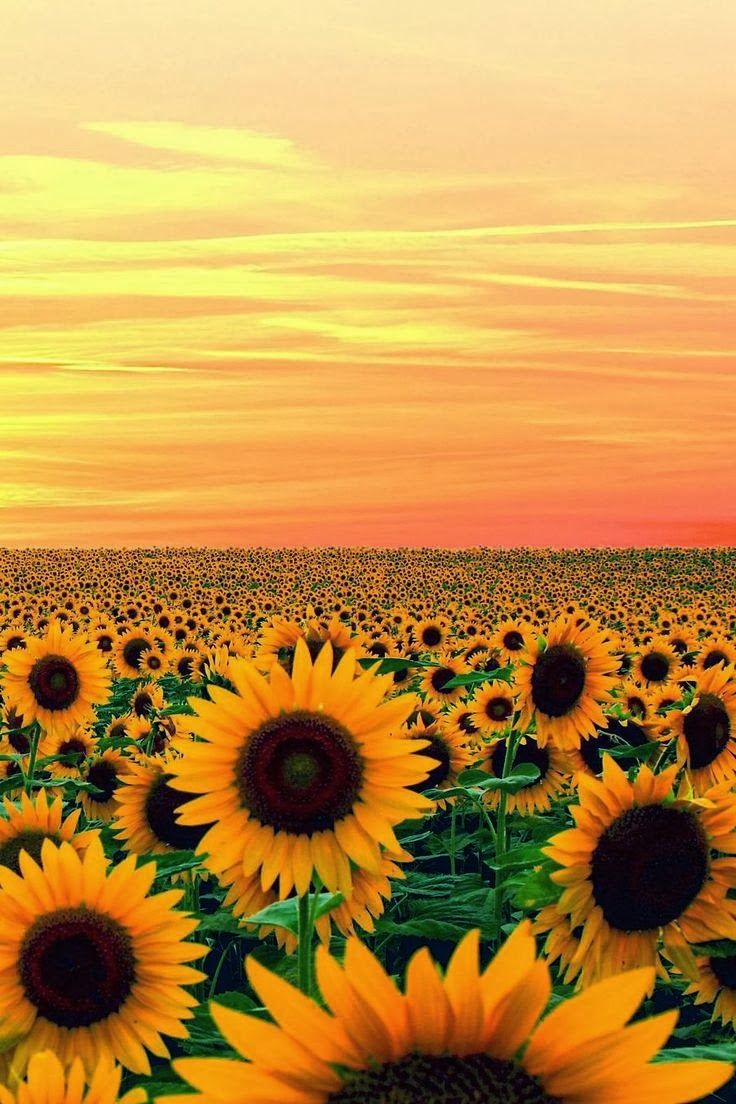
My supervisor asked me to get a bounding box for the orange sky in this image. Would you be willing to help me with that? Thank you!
[2,0,735,547]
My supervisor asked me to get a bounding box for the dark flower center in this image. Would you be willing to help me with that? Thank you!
[328,1053,557,1104]
[8,726,31,754]
[96,635,113,653]
[485,696,513,722]
[28,655,80,711]
[683,694,731,770]
[503,631,525,651]
[87,760,120,803]
[236,710,363,834]
[711,954,736,989]
[58,738,87,763]
[591,805,709,931]
[458,712,479,735]
[421,627,442,648]
[177,656,195,677]
[430,667,456,694]
[410,733,451,791]
[122,637,151,671]
[5,636,25,650]
[0,829,58,875]
[134,693,154,717]
[20,907,136,1027]
[703,650,729,670]
[640,652,671,683]
[144,773,213,850]
[491,738,549,783]
[530,644,586,717]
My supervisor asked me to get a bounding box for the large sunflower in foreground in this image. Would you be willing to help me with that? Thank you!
[0,1051,145,1104]
[170,640,434,899]
[670,662,736,794]
[168,922,733,1104]
[516,617,618,749]
[544,757,736,986]
[1,623,111,737]
[0,837,206,1076]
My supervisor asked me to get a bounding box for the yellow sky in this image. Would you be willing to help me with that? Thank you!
[2,0,735,546]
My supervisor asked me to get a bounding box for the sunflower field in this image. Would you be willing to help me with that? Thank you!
[0,546,735,1104]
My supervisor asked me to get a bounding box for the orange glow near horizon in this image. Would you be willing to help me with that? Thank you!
[2,1,736,547]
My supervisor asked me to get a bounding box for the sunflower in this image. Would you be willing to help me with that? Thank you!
[79,749,130,822]
[406,719,473,804]
[697,635,736,673]
[130,682,165,719]
[41,725,98,780]
[544,756,736,986]
[1,623,111,737]
[0,626,29,656]
[0,1051,145,1104]
[168,921,733,1104]
[90,624,117,658]
[617,678,657,727]
[113,754,214,859]
[685,951,736,1030]
[670,662,736,793]
[491,617,530,662]
[256,615,361,676]
[138,648,172,679]
[170,640,434,899]
[633,635,682,687]
[516,617,618,749]
[111,629,155,679]
[470,682,518,736]
[0,790,96,876]
[0,837,206,1076]
[480,735,570,815]
[0,707,34,756]
[412,617,448,652]
[444,701,482,748]
[419,653,468,706]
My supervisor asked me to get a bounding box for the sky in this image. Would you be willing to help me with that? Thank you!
[2,0,735,547]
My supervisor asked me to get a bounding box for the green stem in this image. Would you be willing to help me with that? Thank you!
[492,729,521,943]
[24,725,40,795]
[449,804,457,877]
[297,894,313,995]
[207,941,232,1001]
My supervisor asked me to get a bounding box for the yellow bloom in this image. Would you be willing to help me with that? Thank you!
[169,922,733,1104]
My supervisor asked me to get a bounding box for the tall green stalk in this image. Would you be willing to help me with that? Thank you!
[492,729,521,943]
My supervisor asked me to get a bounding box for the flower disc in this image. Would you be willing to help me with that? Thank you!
[28,656,80,711]
[591,805,709,931]
[19,907,135,1028]
[683,694,731,769]
[237,710,363,834]
[530,644,586,718]
[327,1053,554,1104]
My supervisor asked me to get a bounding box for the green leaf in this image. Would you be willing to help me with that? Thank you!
[196,912,247,935]
[357,657,433,673]
[509,864,559,910]
[654,1043,736,1063]
[441,667,514,689]
[457,763,541,794]
[490,842,545,871]
[243,892,344,936]
[689,939,736,959]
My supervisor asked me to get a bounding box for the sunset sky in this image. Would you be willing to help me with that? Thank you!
[2,0,735,547]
